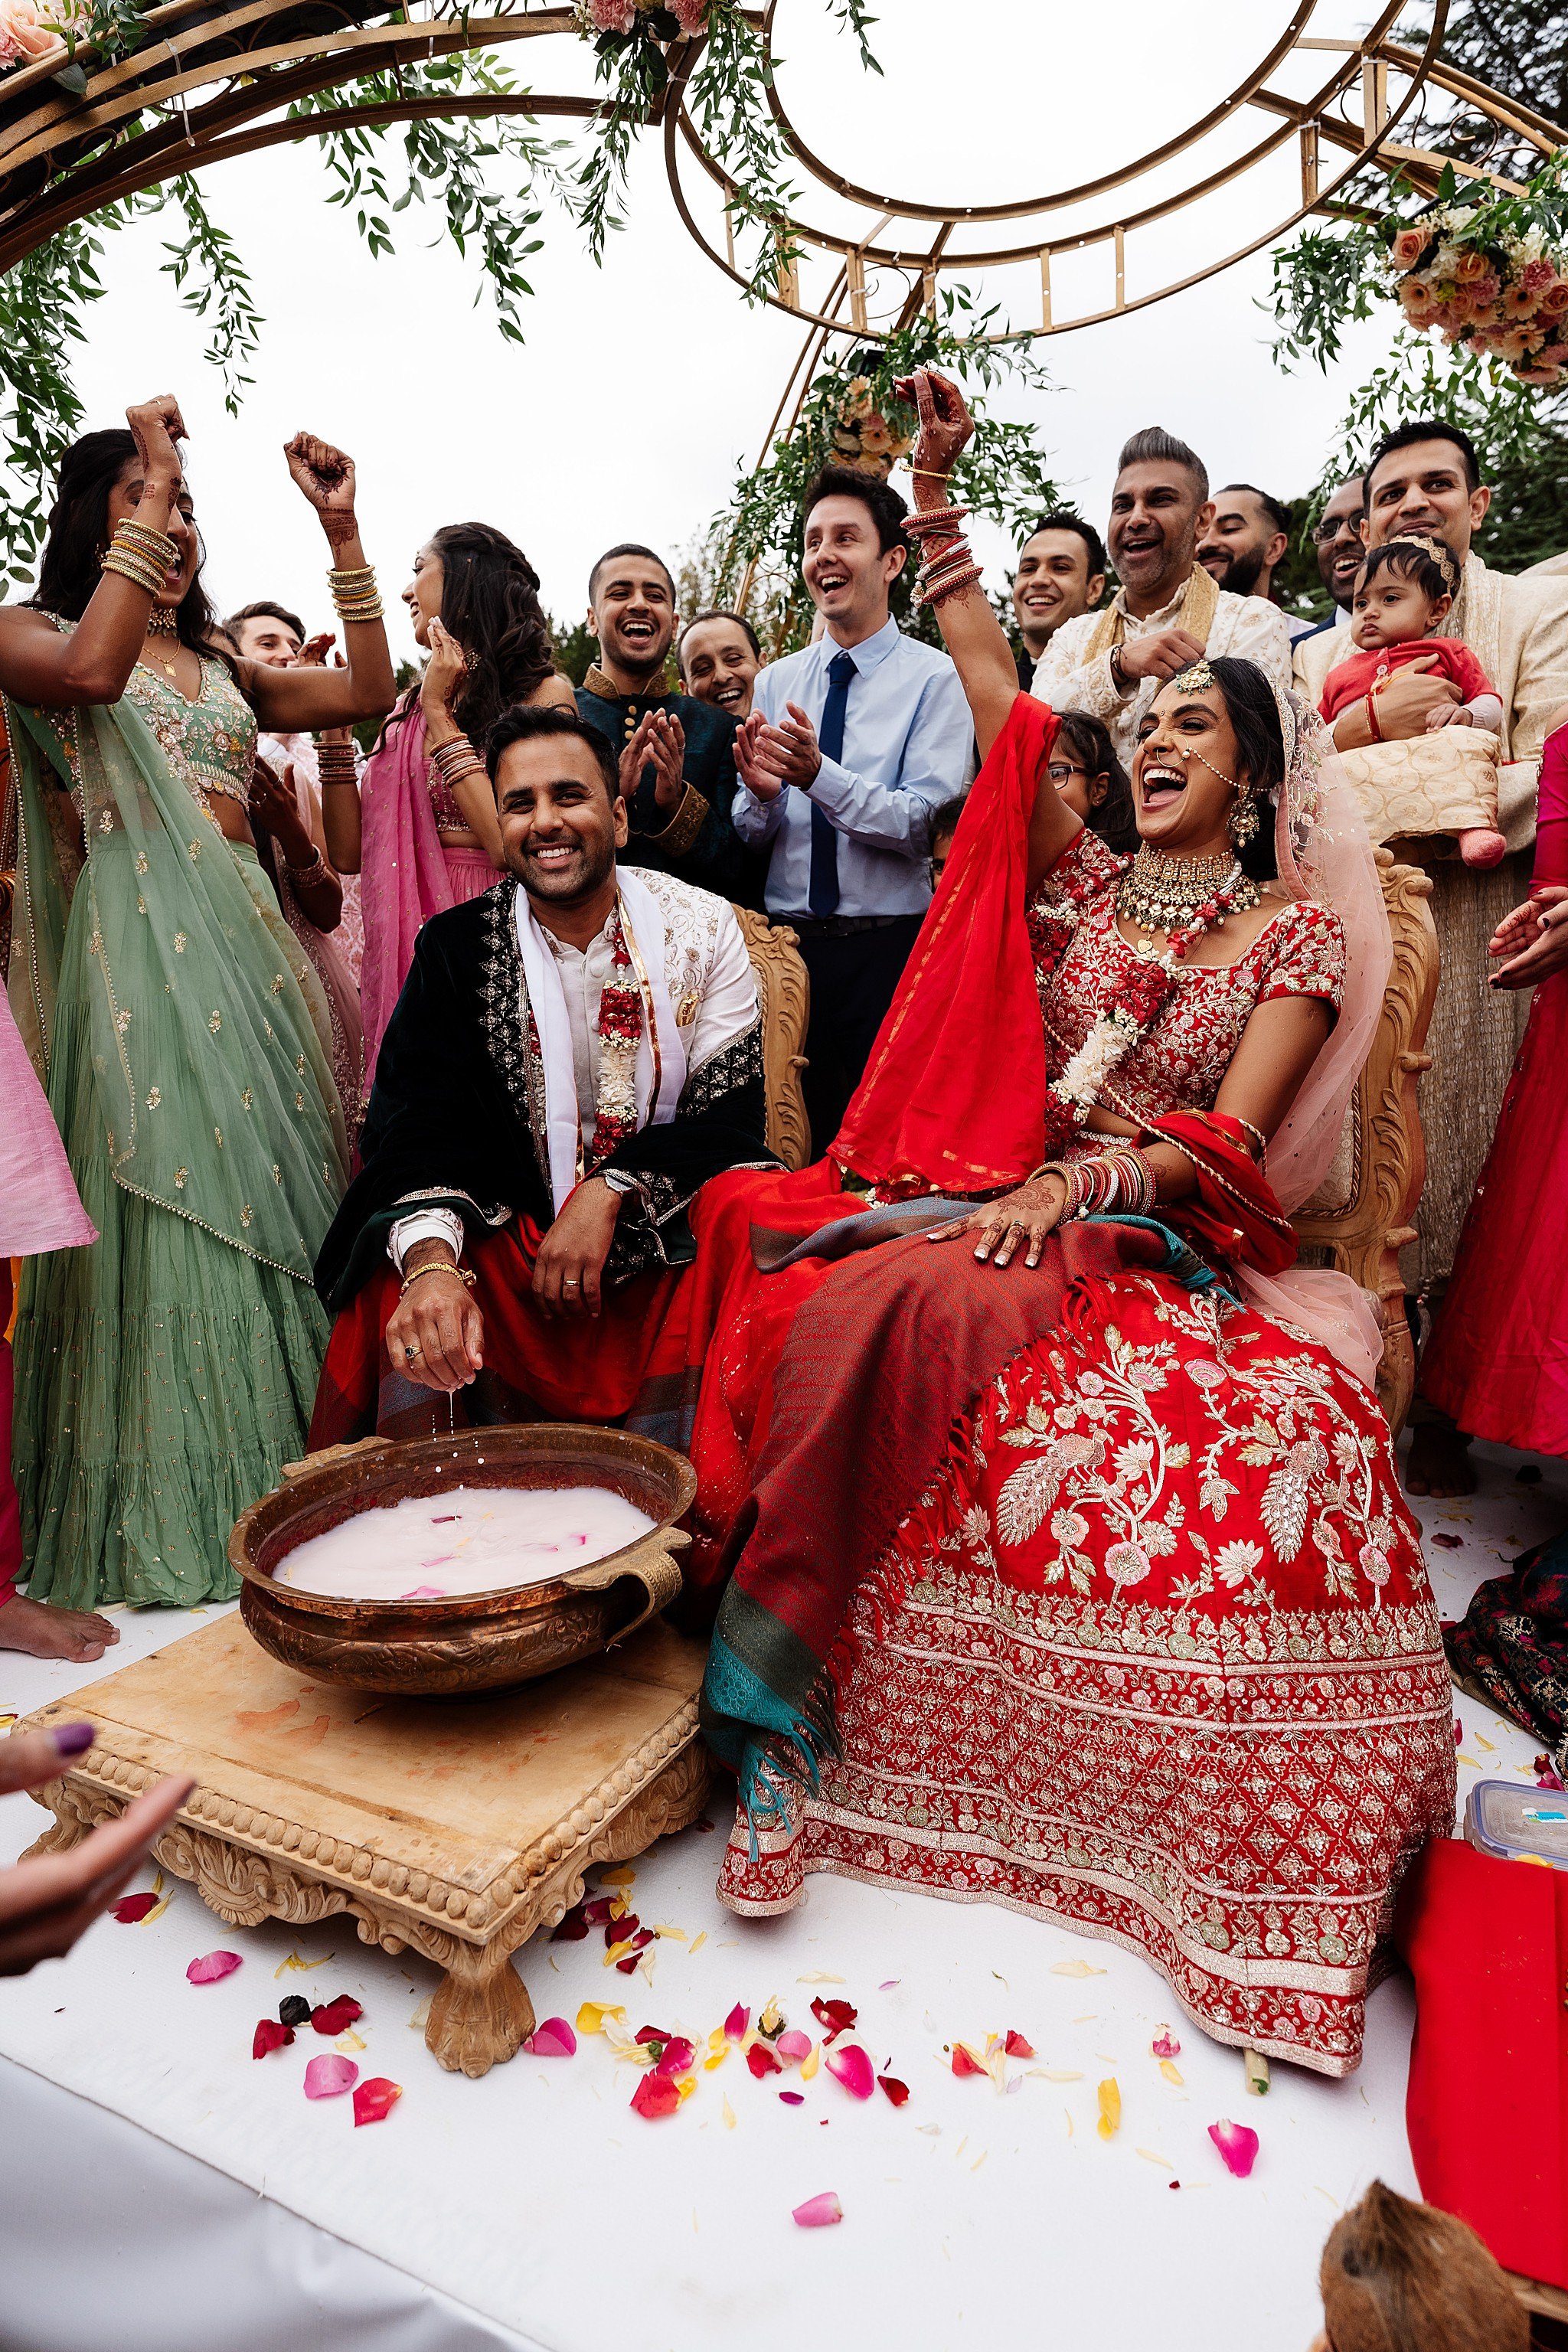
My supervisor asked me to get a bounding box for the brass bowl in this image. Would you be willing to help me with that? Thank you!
[230,1425,696,1697]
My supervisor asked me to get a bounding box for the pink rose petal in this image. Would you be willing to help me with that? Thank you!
[522,2017,577,2057]
[776,2029,812,2063]
[792,2191,843,2227]
[304,2054,359,2099]
[1208,2118,1259,2177]
[652,2036,694,2076]
[724,2002,749,2040]
[400,1586,445,1599]
[824,2041,875,2100]
[779,2090,805,2105]
[877,1979,900,1991]
[352,2077,403,2126]
[186,1950,243,1984]
[1151,2030,1182,2060]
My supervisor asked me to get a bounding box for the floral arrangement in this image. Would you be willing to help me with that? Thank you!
[1383,165,1568,387]
[830,376,916,481]
[0,0,80,75]
[578,0,709,38]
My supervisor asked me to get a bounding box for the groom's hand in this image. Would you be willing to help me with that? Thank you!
[533,1176,622,1318]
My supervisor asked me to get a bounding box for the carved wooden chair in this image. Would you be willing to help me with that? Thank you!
[733,906,812,1171]
[1291,851,1439,1433]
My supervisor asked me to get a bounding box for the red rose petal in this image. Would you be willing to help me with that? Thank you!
[252,2018,295,2059]
[653,2036,694,2076]
[724,2003,749,2040]
[551,1906,591,1942]
[603,1913,639,1947]
[810,1997,857,2042]
[1431,1532,1463,1550]
[877,2075,910,2107]
[310,1995,364,2036]
[1004,2031,1035,2059]
[352,2076,403,2127]
[780,2090,805,2105]
[630,2071,682,2119]
[951,2044,987,2079]
[746,2041,782,2078]
[113,1891,159,1925]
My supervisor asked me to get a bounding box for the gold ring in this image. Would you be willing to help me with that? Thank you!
[405,1344,422,1361]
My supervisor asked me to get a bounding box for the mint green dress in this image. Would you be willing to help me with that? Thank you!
[7,635,349,1609]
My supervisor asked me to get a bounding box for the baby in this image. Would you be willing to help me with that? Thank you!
[1321,534,1507,867]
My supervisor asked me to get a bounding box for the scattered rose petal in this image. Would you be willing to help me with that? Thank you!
[279,1995,312,2028]
[580,1897,614,1926]
[1159,2060,1184,2087]
[551,1905,591,1942]
[576,2002,626,2036]
[779,2090,805,2105]
[304,2055,358,2099]
[400,1586,445,1599]
[1151,2029,1181,2059]
[1208,2118,1259,2177]
[878,1979,900,1991]
[746,2042,782,2078]
[1431,1532,1462,1550]
[792,2192,843,2228]
[352,2077,402,2127]
[1049,1961,1105,1979]
[187,1950,243,1984]
[252,2018,294,2058]
[113,1891,160,1924]
[604,1913,640,1948]
[776,2030,812,2063]
[721,2094,737,2128]
[794,1972,847,1985]
[311,1995,364,2036]
[1004,2030,1034,2058]
[630,2072,682,2120]
[800,2041,822,2082]
[1097,2079,1122,2141]
[825,2043,874,2099]
[724,2003,749,2040]
[653,2037,694,2076]
[336,2029,367,2053]
[599,1866,636,1886]
[522,2017,577,2058]
[951,2044,987,2079]
[878,2076,910,2107]
[810,1997,857,2042]
[635,2024,671,2047]
[1455,1720,1465,1747]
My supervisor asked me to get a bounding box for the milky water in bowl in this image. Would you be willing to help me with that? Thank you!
[273,1485,657,1602]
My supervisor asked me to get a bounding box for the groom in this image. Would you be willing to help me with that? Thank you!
[309,704,773,1446]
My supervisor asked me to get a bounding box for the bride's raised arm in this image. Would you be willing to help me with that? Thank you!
[895,368,1080,880]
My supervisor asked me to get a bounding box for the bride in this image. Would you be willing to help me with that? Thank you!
[684,369,1455,2078]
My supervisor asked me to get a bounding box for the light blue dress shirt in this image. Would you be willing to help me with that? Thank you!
[732,616,973,916]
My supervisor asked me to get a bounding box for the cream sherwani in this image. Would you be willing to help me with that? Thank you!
[1295,554,1568,1297]
[1031,575,1294,771]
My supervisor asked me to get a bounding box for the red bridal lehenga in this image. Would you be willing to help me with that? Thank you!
[692,691,1455,2079]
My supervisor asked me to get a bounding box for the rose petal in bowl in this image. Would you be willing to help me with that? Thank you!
[187,1950,243,1984]
[304,2054,359,2099]
[792,2192,843,2228]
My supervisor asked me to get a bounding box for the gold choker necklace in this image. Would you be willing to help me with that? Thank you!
[1116,845,1259,940]
[145,606,179,635]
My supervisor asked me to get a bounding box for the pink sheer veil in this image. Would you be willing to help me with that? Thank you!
[1236,684,1393,1388]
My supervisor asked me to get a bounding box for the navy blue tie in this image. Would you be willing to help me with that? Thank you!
[808,649,856,916]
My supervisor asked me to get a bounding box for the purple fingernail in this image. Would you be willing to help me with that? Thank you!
[54,1723,95,1758]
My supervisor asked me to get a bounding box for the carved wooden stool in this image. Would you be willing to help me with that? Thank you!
[18,1613,712,2077]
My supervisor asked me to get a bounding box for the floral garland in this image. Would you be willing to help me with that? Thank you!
[1387,165,1568,388]
[1027,854,1256,1158]
[590,900,647,1167]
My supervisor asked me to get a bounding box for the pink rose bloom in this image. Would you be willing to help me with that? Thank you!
[669,0,708,27]
[586,0,635,29]
[1523,257,1556,292]
[0,0,69,63]
[1390,227,1428,271]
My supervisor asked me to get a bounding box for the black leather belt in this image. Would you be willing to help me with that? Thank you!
[772,913,913,937]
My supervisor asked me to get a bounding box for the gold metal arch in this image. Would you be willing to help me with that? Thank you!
[0,0,1558,314]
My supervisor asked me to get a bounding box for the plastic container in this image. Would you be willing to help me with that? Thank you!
[1462,1778,1568,1870]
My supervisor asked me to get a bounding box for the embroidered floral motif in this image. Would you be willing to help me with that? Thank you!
[145,1087,161,1111]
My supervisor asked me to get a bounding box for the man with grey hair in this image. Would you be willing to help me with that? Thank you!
[1031,425,1292,766]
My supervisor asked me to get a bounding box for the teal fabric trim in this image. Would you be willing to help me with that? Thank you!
[1083,1214,1240,1305]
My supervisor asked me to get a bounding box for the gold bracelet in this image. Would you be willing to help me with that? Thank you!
[400,1259,475,1296]
[910,467,952,481]
[100,547,166,594]
[328,564,384,624]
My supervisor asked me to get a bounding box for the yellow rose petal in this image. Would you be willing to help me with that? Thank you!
[1096,2079,1121,2141]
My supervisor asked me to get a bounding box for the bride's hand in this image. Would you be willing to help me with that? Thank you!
[891,366,974,483]
[927,1173,1067,1269]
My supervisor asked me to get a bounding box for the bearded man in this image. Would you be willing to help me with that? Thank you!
[309,705,773,1446]
[1296,418,1568,1495]
[1293,475,1365,658]
[577,543,763,907]
[1198,482,1312,638]
[1031,426,1292,766]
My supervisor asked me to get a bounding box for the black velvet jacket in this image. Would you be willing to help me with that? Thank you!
[315,880,775,1312]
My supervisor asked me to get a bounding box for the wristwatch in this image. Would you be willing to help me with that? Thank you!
[599,1168,639,1197]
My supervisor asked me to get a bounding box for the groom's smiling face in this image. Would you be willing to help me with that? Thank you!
[495,736,628,905]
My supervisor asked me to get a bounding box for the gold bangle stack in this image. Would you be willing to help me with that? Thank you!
[100,518,178,596]
[328,564,384,624]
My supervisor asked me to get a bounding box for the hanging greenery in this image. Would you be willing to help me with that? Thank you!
[0,0,883,577]
[710,294,1060,652]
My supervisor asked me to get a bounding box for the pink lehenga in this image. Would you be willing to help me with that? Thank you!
[702,689,1455,2079]
[255,736,364,1137]
[358,695,501,1092]
[1422,721,1568,1452]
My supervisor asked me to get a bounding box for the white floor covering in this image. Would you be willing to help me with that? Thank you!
[0,1437,1560,2352]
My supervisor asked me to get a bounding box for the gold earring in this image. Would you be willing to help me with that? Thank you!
[1229,789,1259,848]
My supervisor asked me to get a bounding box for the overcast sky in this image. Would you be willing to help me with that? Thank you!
[57,0,1400,662]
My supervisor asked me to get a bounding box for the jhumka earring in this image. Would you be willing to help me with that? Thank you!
[1229,787,1259,848]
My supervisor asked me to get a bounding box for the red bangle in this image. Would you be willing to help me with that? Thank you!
[1365,690,1383,744]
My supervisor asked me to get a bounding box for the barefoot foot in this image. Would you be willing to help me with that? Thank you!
[1404,1420,1478,1499]
[0,1593,119,1662]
